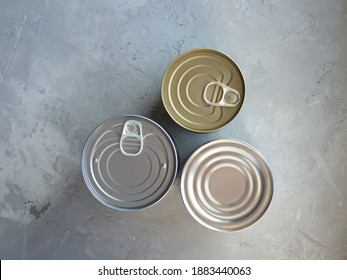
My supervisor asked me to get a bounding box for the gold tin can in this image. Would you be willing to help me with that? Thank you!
[161,49,245,133]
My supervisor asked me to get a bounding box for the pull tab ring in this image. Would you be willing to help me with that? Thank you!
[203,81,241,107]
[120,120,143,156]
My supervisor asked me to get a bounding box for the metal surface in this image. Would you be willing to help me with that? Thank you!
[203,81,241,107]
[82,115,178,211]
[162,49,245,133]
[120,120,143,157]
[181,140,273,232]
[1,0,347,260]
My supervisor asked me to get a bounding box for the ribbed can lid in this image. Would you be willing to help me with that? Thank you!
[162,49,245,133]
[181,139,273,232]
[82,115,178,211]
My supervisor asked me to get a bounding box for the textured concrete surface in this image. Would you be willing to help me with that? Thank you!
[0,0,346,259]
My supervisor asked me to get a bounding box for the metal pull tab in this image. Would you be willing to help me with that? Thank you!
[203,81,241,107]
[120,120,143,156]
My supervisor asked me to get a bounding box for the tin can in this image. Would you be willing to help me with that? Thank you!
[81,115,178,211]
[181,139,273,232]
[161,49,245,133]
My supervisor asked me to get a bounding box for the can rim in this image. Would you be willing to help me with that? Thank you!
[161,48,246,133]
[81,115,179,211]
[180,139,274,232]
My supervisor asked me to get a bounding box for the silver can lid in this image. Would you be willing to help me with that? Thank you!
[82,115,178,211]
[181,139,273,232]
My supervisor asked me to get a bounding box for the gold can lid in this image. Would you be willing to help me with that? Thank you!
[161,49,245,133]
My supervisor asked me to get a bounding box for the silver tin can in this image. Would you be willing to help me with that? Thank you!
[181,139,273,232]
[82,115,178,211]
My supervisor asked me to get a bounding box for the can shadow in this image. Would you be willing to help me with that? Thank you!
[146,98,183,140]
[146,98,187,180]
[146,98,208,179]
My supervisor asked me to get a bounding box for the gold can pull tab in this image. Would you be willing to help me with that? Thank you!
[120,120,143,156]
[203,81,241,107]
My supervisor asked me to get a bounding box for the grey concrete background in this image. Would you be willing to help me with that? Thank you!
[0,0,346,259]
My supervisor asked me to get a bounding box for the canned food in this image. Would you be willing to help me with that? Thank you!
[161,49,245,133]
[181,139,273,232]
[82,115,178,211]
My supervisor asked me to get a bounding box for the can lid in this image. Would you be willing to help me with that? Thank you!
[162,49,245,133]
[82,116,178,210]
[181,139,273,232]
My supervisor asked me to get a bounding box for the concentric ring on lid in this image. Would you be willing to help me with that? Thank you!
[161,49,245,133]
[82,115,178,211]
[181,139,273,232]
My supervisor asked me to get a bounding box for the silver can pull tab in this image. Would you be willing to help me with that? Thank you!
[120,120,143,157]
[203,81,241,107]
